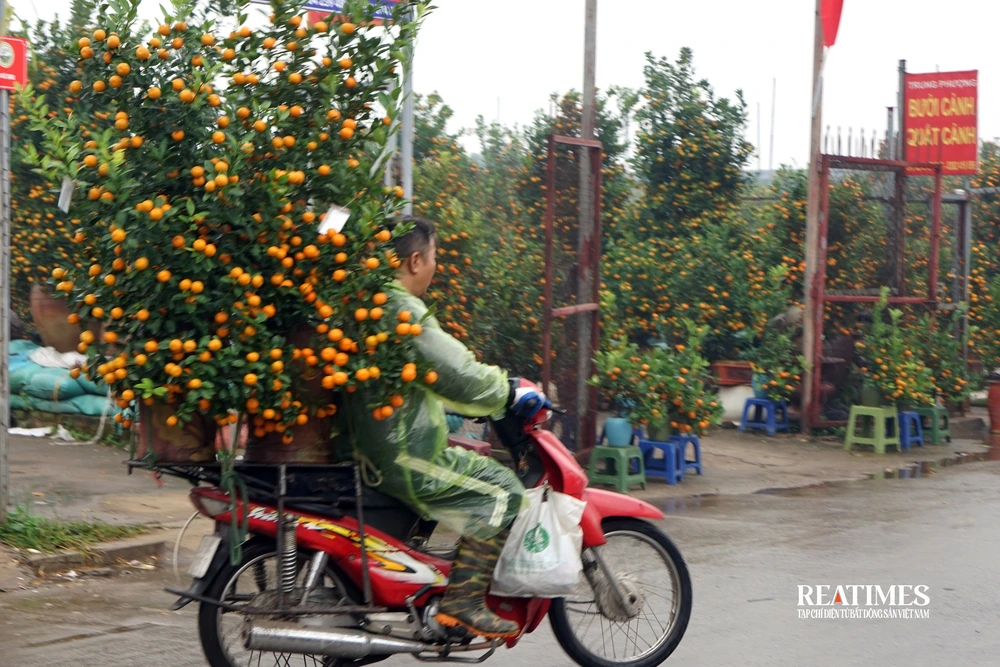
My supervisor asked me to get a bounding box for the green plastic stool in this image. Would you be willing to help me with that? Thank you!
[913,406,952,444]
[844,406,901,454]
[588,445,647,492]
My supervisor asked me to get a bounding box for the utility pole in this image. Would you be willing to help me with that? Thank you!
[575,0,598,447]
[0,0,11,522]
[892,60,907,295]
[757,102,762,171]
[802,0,824,434]
[769,78,776,171]
[400,3,415,215]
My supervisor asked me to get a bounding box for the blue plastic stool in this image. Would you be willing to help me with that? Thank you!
[898,411,925,449]
[672,434,703,475]
[739,398,790,436]
[635,429,684,485]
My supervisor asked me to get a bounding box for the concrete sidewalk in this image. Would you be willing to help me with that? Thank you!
[6,435,194,526]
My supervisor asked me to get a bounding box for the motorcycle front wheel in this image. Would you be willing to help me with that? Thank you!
[549,518,692,667]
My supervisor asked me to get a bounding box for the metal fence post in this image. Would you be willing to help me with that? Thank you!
[0,0,11,523]
[575,0,598,447]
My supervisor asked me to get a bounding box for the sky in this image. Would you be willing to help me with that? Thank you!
[10,0,998,170]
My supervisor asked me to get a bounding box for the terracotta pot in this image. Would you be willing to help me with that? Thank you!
[710,360,753,387]
[136,404,216,463]
[243,324,335,464]
[987,381,1000,434]
[244,416,334,464]
[216,423,250,451]
[29,284,79,353]
[945,400,966,418]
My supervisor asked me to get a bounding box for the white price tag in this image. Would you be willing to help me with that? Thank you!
[57,177,75,214]
[318,203,351,235]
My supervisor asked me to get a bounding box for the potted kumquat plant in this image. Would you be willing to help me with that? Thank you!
[25,0,430,463]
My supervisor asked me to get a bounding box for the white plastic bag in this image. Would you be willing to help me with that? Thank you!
[490,486,586,598]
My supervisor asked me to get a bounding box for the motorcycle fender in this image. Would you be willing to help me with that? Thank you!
[168,525,233,611]
[580,488,665,547]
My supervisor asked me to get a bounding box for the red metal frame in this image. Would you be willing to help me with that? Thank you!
[540,134,603,452]
[805,155,943,430]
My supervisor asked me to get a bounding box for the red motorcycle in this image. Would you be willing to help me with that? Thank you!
[163,381,692,667]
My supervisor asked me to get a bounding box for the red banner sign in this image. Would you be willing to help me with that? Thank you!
[904,70,978,175]
[0,37,28,91]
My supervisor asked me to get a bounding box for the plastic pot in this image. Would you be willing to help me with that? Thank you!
[604,416,634,447]
[751,374,770,400]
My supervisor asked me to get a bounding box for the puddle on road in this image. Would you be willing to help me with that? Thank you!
[658,494,724,514]
[657,451,1000,510]
[754,480,855,497]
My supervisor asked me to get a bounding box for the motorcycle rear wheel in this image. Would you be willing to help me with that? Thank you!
[549,518,692,667]
[197,539,365,667]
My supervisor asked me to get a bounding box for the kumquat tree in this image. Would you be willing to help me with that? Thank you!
[22,0,431,456]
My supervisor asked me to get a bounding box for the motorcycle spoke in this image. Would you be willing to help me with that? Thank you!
[638,580,674,592]
[565,601,602,615]
[640,609,667,635]
[619,619,639,655]
[631,620,654,652]
[579,601,600,639]
[643,589,675,604]
[253,561,269,592]
[644,605,668,633]
[624,620,640,654]
[612,623,631,657]
[600,615,612,660]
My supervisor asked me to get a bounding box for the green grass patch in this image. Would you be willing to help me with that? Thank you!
[0,506,148,553]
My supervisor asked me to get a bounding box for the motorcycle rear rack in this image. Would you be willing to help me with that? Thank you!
[129,459,381,613]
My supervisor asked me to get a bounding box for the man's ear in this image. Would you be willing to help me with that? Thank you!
[404,251,420,275]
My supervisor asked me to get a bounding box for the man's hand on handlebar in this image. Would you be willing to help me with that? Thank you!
[509,386,553,420]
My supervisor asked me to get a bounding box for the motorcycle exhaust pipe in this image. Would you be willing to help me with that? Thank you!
[245,621,432,658]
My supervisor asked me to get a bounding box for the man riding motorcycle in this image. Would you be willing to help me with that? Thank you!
[338,215,550,640]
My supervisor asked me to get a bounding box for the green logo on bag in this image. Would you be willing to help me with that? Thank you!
[523,523,550,553]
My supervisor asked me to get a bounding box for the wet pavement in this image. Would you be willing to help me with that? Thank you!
[2,462,1000,666]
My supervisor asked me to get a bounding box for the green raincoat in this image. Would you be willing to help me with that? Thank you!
[340,283,525,540]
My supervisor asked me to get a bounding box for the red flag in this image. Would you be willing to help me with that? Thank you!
[821,0,844,47]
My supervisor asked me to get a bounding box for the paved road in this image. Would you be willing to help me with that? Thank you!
[3,463,1000,667]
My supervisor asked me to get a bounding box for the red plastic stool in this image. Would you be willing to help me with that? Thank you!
[447,435,492,457]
